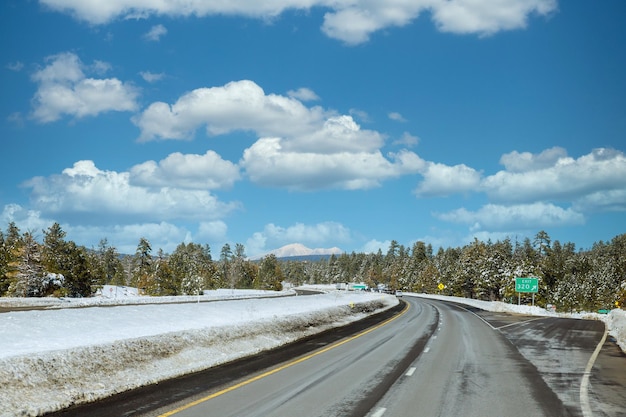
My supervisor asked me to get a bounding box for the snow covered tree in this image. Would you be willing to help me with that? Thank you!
[91,238,125,287]
[255,254,283,291]
[7,232,45,296]
[60,241,93,297]
[169,242,216,295]
[1,223,23,295]
[149,249,175,295]
[41,222,66,275]
[132,237,153,293]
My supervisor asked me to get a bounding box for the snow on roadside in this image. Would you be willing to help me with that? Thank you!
[0,286,293,309]
[0,290,397,417]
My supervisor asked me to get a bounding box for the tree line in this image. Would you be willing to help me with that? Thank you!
[279,231,626,312]
[1,221,624,312]
[0,222,282,297]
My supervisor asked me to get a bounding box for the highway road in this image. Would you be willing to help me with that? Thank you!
[48,295,625,417]
[146,296,624,417]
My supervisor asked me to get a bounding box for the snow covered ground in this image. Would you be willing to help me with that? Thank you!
[0,286,624,417]
[0,287,398,417]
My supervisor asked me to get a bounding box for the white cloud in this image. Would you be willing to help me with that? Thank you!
[129,151,241,190]
[1,204,51,234]
[70,222,192,254]
[39,0,558,44]
[284,115,384,154]
[196,221,228,243]
[412,147,626,213]
[241,139,423,190]
[360,239,391,255]
[414,161,482,197]
[286,87,319,102]
[431,0,558,36]
[133,80,328,141]
[388,112,406,122]
[482,148,626,206]
[435,202,585,231]
[143,24,167,41]
[393,132,419,147]
[499,146,567,172]
[31,52,139,122]
[1,204,194,254]
[140,71,165,83]
[23,160,241,223]
[135,80,424,191]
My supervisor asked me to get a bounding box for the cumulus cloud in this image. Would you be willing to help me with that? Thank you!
[241,140,423,190]
[135,79,423,191]
[483,148,626,207]
[430,0,558,36]
[499,146,568,172]
[31,52,139,122]
[435,202,585,231]
[39,0,558,44]
[143,24,167,41]
[412,147,626,213]
[414,146,625,236]
[133,80,328,141]
[23,160,241,223]
[129,151,241,190]
[414,161,482,197]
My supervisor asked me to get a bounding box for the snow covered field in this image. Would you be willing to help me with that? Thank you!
[0,286,624,417]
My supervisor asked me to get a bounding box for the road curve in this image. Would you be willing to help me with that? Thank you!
[47,295,623,417]
[154,296,579,417]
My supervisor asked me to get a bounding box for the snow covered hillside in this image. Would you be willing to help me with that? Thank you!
[0,287,624,417]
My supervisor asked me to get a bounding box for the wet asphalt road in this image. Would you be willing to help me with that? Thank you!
[46,296,626,417]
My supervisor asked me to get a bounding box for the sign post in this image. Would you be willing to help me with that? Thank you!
[515,277,539,306]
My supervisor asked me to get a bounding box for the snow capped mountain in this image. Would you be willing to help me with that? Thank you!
[253,243,343,260]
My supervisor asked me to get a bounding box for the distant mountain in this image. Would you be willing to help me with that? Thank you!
[252,243,343,260]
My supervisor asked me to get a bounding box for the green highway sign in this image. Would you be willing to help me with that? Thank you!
[515,277,538,293]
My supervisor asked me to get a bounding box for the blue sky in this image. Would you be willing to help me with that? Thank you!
[1,0,625,257]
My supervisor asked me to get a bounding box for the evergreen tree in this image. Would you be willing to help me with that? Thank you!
[7,232,45,296]
[133,238,153,292]
[0,223,22,295]
[41,222,67,274]
[255,254,283,291]
[92,238,125,287]
[61,241,93,297]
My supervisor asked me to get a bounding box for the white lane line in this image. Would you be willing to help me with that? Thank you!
[371,407,387,417]
[424,347,430,353]
[580,327,608,417]
[405,367,416,376]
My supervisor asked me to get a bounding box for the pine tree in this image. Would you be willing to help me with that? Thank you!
[7,232,45,297]
[133,237,153,292]
[255,254,283,291]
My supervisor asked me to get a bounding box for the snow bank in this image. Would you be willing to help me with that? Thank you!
[0,291,397,417]
[0,287,293,309]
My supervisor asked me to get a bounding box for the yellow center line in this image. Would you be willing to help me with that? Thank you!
[159,301,410,416]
